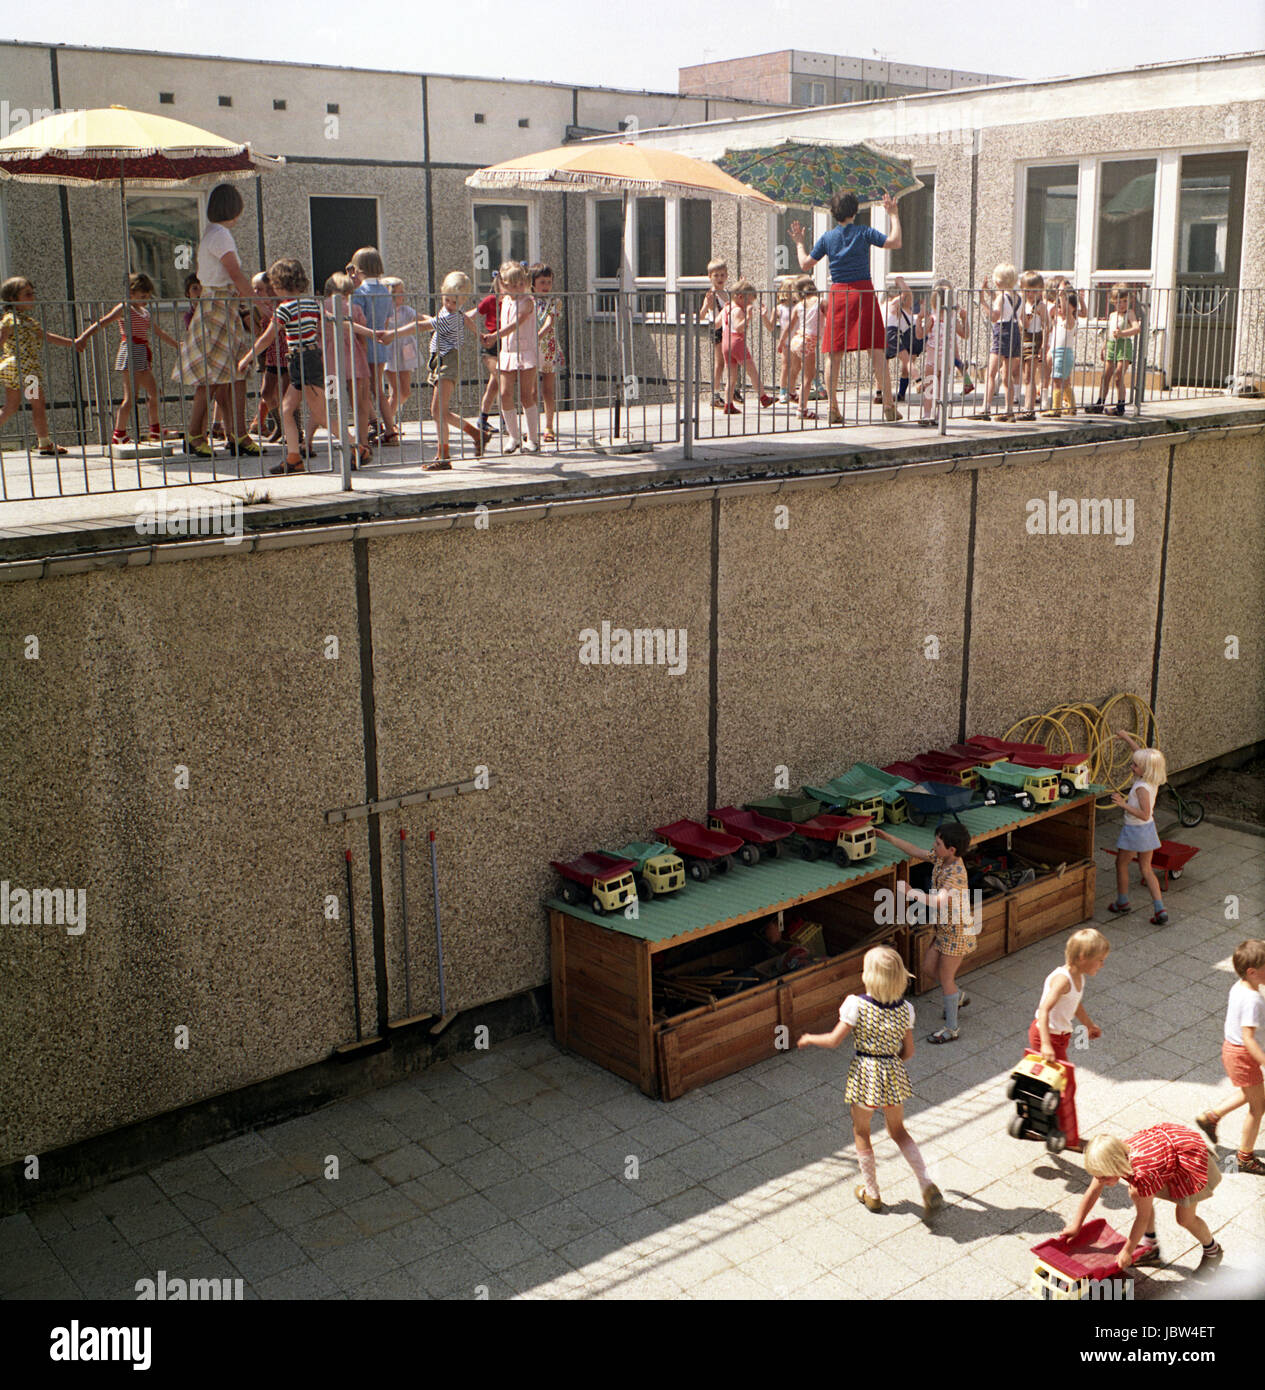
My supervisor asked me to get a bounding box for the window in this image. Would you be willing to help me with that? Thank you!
[309,195,379,295]
[840,86,853,102]
[887,175,934,274]
[326,103,339,115]
[474,113,485,124]
[218,96,231,108]
[1177,151,1245,284]
[126,194,200,301]
[808,81,826,105]
[1096,158,1156,271]
[678,200,711,279]
[635,198,666,279]
[159,92,174,104]
[273,99,286,111]
[594,199,623,280]
[774,205,811,277]
[1024,164,1078,271]
[473,203,528,292]
[518,118,530,128]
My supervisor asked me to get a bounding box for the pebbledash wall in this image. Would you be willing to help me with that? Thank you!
[1,426,1263,1164]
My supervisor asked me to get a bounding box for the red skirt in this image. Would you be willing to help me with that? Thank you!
[825,279,884,353]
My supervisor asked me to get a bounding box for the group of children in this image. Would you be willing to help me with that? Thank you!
[798,726,1261,1283]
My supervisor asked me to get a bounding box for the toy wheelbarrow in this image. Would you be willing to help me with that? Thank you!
[1104,838,1198,889]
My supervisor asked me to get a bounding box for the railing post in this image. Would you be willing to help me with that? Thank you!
[682,288,694,461]
[330,295,353,491]
[939,285,953,435]
[1134,297,1149,416]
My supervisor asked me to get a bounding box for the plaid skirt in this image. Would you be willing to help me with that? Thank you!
[176,288,249,386]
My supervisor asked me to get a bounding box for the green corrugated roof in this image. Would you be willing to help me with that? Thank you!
[546,790,1103,945]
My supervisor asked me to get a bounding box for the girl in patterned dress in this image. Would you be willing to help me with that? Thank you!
[798,946,943,1216]
[0,276,76,455]
[531,265,565,444]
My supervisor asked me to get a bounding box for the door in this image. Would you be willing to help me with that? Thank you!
[309,196,380,296]
[1172,152,1246,387]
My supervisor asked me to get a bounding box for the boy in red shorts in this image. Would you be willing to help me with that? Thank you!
[1196,938,1265,1175]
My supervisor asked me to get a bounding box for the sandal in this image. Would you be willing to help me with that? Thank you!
[798,410,816,420]
[38,442,69,456]
[828,408,843,425]
[543,430,556,443]
[1150,910,1169,925]
[285,459,306,473]
[423,459,453,471]
[1195,1112,1219,1144]
[379,432,400,446]
[855,1186,883,1213]
[1106,901,1132,915]
[922,1183,944,1216]
[1235,1152,1265,1175]
[927,1027,959,1044]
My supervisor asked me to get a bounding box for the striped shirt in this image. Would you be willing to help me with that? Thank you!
[123,305,150,343]
[428,307,463,357]
[273,297,323,351]
[1125,1123,1208,1201]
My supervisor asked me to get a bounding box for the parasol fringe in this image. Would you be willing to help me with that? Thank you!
[464,168,776,202]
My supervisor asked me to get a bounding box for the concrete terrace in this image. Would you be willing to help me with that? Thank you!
[2,812,1261,1301]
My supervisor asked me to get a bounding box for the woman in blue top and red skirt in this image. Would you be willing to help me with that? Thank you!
[790,190,903,425]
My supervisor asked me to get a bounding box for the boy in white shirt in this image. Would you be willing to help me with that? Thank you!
[1196,939,1265,1175]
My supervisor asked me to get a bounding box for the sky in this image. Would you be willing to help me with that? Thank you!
[9,0,1263,89]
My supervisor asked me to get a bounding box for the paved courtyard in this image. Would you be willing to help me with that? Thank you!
[3,813,1262,1301]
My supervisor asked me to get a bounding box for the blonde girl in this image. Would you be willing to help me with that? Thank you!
[1107,730,1168,923]
[718,279,776,414]
[1017,270,1049,421]
[492,262,539,454]
[915,278,969,426]
[0,276,76,455]
[975,263,1022,421]
[1089,284,1139,416]
[700,257,731,408]
[798,945,943,1216]
[530,264,566,444]
[788,276,820,420]
[1042,278,1079,418]
[774,278,795,403]
[379,276,418,431]
[74,272,179,445]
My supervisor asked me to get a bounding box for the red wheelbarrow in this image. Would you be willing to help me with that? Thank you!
[1104,839,1199,889]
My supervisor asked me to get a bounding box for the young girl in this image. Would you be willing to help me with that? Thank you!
[879,277,916,405]
[798,945,943,1216]
[773,278,795,403]
[915,279,969,426]
[1025,928,1110,1153]
[240,258,327,475]
[531,265,565,444]
[322,272,374,467]
[874,820,975,1043]
[378,277,417,434]
[975,264,1022,421]
[75,272,180,445]
[787,276,820,420]
[1060,1124,1224,1273]
[718,280,776,415]
[1107,730,1168,924]
[0,277,75,455]
[475,273,501,439]
[246,271,286,442]
[1017,270,1049,421]
[351,247,396,444]
[1089,285,1139,416]
[1196,939,1265,1176]
[1042,279,1079,418]
[492,262,539,455]
[700,258,731,409]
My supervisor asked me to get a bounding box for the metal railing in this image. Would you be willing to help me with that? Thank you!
[2,284,1261,501]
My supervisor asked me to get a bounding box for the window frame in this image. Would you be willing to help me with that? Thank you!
[471,197,538,294]
[587,193,719,322]
[308,193,384,296]
[873,172,936,287]
[125,190,205,302]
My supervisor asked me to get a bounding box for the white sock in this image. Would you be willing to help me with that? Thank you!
[501,408,520,445]
[897,1136,930,1187]
[858,1149,879,1199]
[525,404,540,446]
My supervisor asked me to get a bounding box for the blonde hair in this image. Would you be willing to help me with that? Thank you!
[776,278,795,303]
[730,277,756,298]
[499,261,528,291]
[351,247,384,277]
[1232,939,1265,978]
[1021,270,1044,290]
[993,263,1018,290]
[1083,1135,1132,1178]
[861,945,913,1004]
[707,258,727,276]
[1066,928,1109,966]
[441,270,472,301]
[1132,748,1166,789]
[380,276,404,291]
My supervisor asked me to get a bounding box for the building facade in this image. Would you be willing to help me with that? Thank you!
[679,51,1012,108]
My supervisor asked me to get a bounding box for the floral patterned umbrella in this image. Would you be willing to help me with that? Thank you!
[715,139,921,210]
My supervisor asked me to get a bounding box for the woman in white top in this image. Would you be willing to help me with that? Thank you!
[177,183,258,458]
[1107,729,1168,923]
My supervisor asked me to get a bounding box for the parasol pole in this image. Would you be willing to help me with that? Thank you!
[119,162,143,452]
[613,188,629,440]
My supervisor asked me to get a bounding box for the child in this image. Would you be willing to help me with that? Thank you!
[475,272,501,438]
[773,278,794,403]
[246,271,286,442]
[240,257,327,475]
[787,276,820,420]
[182,274,202,329]
[1026,928,1110,1153]
[379,276,417,433]
[1195,939,1265,1176]
[350,247,396,444]
[700,258,735,408]
[1017,270,1049,421]
[874,820,974,1043]
[531,264,565,443]
[0,276,75,455]
[492,261,539,455]
[798,945,943,1216]
[915,279,969,426]
[879,277,916,405]
[1106,730,1168,924]
[1060,1124,1223,1273]
[1042,279,1079,418]
[322,272,374,467]
[718,279,776,414]
[1088,285,1139,416]
[74,272,180,445]
[974,264,1022,421]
